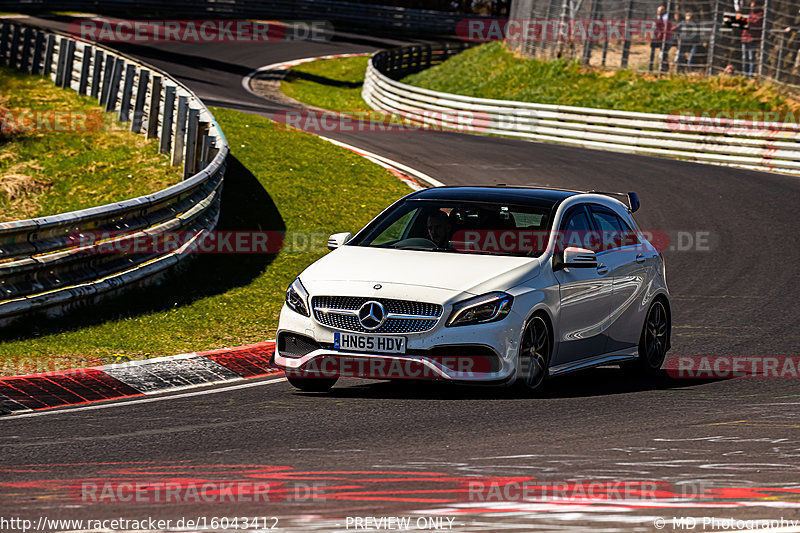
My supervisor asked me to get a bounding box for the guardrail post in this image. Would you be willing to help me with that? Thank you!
[90,49,103,98]
[147,75,163,140]
[105,58,124,112]
[55,37,68,87]
[184,109,200,178]
[42,34,56,76]
[131,69,149,133]
[62,40,76,89]
[197,122,210,169]
[78,44,92,94]
[20,27,32,73]
[200,134,215,168]
[118,64,136,122]
[0,24,9,65]
[9,24,20,69]
[172,96,189,166]
[159,86,176,154]
[31,31,44,75]
[99,54,115,106]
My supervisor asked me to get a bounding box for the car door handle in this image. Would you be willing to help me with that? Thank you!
[596,264,609,275]
[635,253,646,264]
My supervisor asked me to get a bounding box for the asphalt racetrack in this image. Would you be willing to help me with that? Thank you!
[2,15,799,533]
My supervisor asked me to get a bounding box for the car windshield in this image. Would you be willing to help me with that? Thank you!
[350,199,553,257]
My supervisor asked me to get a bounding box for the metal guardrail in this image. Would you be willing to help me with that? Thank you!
[0,0,485,35]
[0,21,228,327]
[363,44,800,176]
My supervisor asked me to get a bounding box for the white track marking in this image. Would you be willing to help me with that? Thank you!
[318,135,445,188]
[241,53,371,98]
[0,377,287,421]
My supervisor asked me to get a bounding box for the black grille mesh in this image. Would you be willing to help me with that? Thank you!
[278,332,321,358]
[312,296,442,334]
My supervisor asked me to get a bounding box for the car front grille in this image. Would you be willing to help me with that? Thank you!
[311,296,443,334]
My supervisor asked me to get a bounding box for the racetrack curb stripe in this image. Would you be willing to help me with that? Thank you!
[0,340,279,416]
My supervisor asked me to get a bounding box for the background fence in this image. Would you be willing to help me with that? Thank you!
[508,0,800,86]
[0,21,228,328]
[363,43,800,175]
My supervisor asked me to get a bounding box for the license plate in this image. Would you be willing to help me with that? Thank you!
[334,332,406,354]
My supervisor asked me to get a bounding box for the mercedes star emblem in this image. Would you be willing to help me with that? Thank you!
[358,301,386,330]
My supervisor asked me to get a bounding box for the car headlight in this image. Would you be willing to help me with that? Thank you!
[285,278,310,317]
[446,292,513,327]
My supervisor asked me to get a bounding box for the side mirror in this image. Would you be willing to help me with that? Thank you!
[561,247,598,268]
[327,232,352,250]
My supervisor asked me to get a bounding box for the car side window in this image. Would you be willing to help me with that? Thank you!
[559,207,598,251]
[589,206,640,251]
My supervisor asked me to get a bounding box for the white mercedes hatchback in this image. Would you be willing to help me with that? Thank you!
[273,186,671,392]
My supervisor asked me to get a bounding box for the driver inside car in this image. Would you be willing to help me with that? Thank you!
[426,210,453,248]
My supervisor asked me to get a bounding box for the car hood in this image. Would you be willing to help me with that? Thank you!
[300,246,540,298]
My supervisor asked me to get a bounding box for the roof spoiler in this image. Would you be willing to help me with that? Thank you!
[628,192,640,213]
[588,190,640,213]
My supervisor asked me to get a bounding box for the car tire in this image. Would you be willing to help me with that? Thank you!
[286,374,338,392]
[628,299,670,376]
[517,314,552,393]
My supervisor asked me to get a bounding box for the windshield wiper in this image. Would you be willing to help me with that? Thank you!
[393,245,440,251]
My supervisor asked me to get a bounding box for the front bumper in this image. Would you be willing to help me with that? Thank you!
[273,303,521,383]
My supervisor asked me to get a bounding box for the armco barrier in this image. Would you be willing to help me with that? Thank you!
[0,21,228,327]
[362,44,800,176]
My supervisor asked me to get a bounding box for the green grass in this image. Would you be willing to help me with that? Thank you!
[280,55,373,113]
[0,66,181,222]
[0,107,412,375]
[402,41,798,114]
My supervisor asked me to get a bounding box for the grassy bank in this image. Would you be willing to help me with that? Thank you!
[403,42,798,114]
[0,107,412,375]
[279,42,798,115]
[0,65,181,222]
[280,55,372,113]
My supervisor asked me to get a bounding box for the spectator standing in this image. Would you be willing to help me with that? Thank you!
[649,5,674,72]
[738,1,763,77]
[675,12,701,72]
